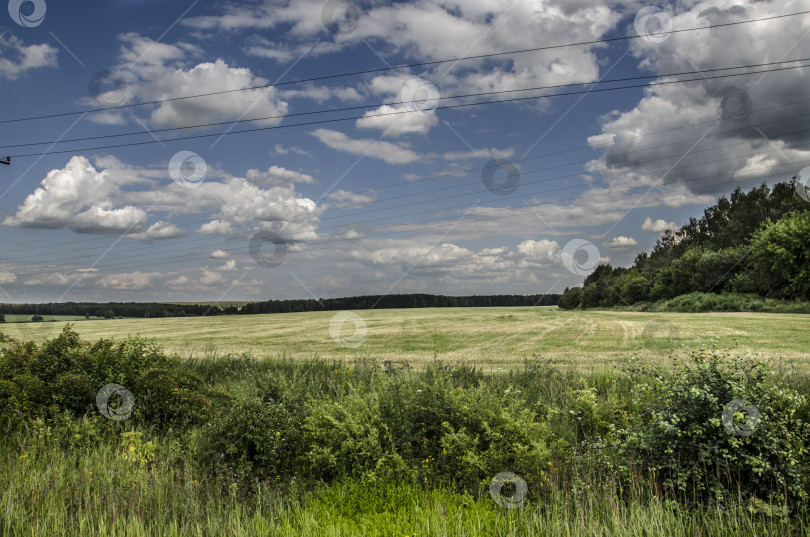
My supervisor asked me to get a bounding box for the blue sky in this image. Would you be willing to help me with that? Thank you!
[0,0,808,303]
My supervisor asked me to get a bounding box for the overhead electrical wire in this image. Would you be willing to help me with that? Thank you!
[8,133,808,274]
[1,9,807,126]
[8,163,803,281]
[6,100,810,262]
[4,58,808,151]
[6,62,810,159]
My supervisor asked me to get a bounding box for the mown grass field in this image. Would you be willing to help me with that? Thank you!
[2,307,808,370]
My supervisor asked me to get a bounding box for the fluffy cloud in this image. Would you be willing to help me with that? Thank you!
[0,34,58,79]
[4,156,321,244]
[356,104,438,137]
[311,128,421,164]
[327,189,377,209]
[604,236,637,249]
[245,166,315,187]
[341,235,565,284]
[97,271,162,290]
[127,221,186,242]
[88,34,288,129]
[3,156,148,234]
[442,147,515,161]
[516,239,559,262]
[216,259,237,271]
[273,144,313,156]
[184,0,624,102]
[0,271,17,284]
[587,0,810,195]
[642,217,678,233]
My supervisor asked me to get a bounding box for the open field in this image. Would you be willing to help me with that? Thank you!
[2,307,808,370]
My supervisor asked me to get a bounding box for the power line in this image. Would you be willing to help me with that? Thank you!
[5,101,809,261]
[319,120,810,218]
[8,62,810,159]
[4,58,808,151]
[2,9,806,126]
[7,164,802,281]
[8,135,808,272]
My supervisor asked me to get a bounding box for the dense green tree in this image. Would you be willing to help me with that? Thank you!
[745,211,810,300]
[563,180,809,308]
[558,287,582,309]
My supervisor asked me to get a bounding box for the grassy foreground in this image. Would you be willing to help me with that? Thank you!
[3,439,804,537]
[1,307,809,370]
[1,323,809,536]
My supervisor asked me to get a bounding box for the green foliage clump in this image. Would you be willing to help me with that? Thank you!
[746,211,810,300]
[609,348,810,511]
[558,287,582,309]
[200,394,304,484]
[566,180,810,310]
[0,326,221,431]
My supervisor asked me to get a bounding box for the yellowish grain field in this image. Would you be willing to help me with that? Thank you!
[4,307,808,370]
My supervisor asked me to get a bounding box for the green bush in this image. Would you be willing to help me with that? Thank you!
[0,326,221,431]
[200,395,302,483]
[609,349,810,511]
[304,390,406,482]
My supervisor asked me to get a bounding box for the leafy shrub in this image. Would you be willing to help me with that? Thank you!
[304,390,406,482]
[378,364,553,491]
[0,326,221,431]
[200,395,302,483]
[609,349,810,511]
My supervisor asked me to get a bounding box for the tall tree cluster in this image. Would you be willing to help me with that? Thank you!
[559,180,810,309]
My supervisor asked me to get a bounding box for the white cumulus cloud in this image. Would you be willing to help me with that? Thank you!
[604,236,637,249]
[642,217,679,233]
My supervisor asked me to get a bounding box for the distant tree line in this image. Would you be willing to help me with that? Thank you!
[0,302,236,319]
[1,294,559,319]
[240,294,558,314]
[559,180,810,310]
